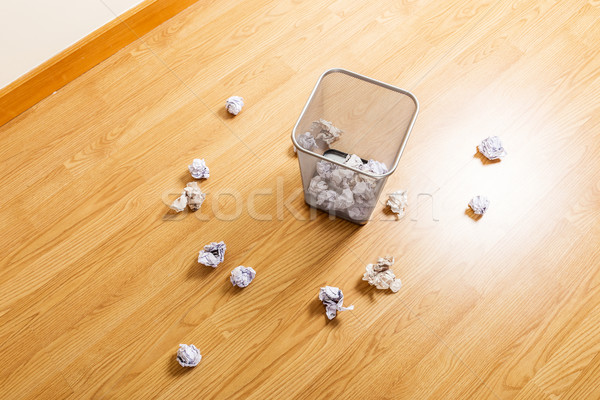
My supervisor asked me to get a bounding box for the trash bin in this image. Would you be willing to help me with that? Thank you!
[292,68,419,224]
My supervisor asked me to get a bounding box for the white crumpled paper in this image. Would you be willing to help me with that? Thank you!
[352,181,375,204]
[319,286,354,320]
[184,182,206,211]
[170,192,188,212]
[307,176,328,197]
[334,188,355,209]
[177,344,202,367]
[230,266,256,288]
[188,158,210,179]
[170,182,206,212]
[316,160,336,179]
[311,119,343,145]
[387,190,408,217]
[316,189,338,209]
[363,256,402,293]
[330,167,355,188]
[365,159,388,175]
[307,154,389,220]
[478,136,506,160]
[295,132,317,152]
[344,154,364,169]
[198,241,226,267]
[469,195,490,215]
[225,96,244,115]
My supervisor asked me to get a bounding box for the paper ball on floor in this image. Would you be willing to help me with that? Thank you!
[188,158,209,179]
[198,241,227,268]
[478,136,506,160]
[230,266,256,288]
[469,195,490,215]
[318,286,354,320]
[225,96,244,115]
[177,344,202,367]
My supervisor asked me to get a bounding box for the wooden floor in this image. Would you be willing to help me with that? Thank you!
[1,0,600,398]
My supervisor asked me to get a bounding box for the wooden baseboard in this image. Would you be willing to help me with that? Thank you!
[0,0,199,127]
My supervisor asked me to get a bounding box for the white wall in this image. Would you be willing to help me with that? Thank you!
[0,0,143,89]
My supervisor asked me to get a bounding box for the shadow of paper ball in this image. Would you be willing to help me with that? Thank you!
[167,355,196,377]
[465,207,483,221]
[473,147,502,165]
[219,106,239,120]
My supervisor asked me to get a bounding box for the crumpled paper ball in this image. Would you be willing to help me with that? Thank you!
[469,195,490,215]
[308,176,329,197]
[316,189,338,209]
[334,188,355,209]
[295,132,317,152]
[318,286,354,320]
[308,155,390,220]
[365,159,388,175]
[478,136,507,160]
[170,191,188,212]
[363,256,402,292]
[170,182,206,212]
[352,181,375,204]
[316,160,336,179]
[387,190,408,217]
[198,241,226,267]
[188,158,210,179]
[230,266,256,288]
[344,154,364,169]
[312,119,343,145]
[184,182,206,211]
[177,344,202,367]
[225,96,244,115]
[330,168,355,189]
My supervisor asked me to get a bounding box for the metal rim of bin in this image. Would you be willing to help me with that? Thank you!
[291,68,419,179]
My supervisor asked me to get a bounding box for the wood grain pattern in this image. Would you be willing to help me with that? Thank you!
[1,0,600,398]
[0,0,201,127]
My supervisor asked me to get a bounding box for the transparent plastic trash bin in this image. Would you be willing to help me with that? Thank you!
[292,68,419,224]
